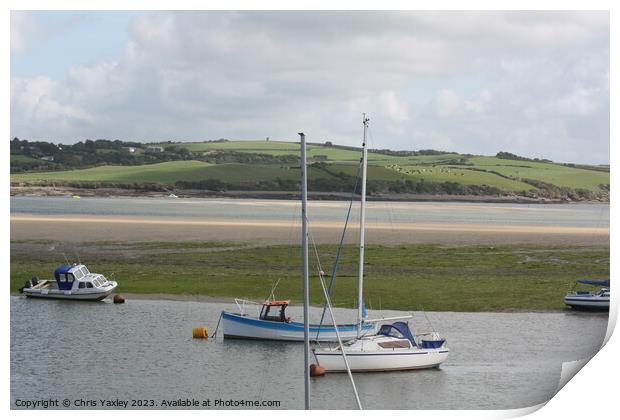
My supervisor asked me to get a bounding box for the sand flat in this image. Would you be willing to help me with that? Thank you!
[11,214,609,245]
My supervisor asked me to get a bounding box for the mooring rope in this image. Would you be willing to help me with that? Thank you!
[210,312,222,338]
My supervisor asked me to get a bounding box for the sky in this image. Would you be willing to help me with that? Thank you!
[10,10,610,164]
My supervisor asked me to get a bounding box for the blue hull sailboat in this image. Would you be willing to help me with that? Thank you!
[222,300,372,341]
[221,133,374,342]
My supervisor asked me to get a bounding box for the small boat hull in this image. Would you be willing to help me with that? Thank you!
[21,281,118,301]
[564,296,609,311]
[23,289,115,301]
[313,348,450,372]
[222,311,374,342]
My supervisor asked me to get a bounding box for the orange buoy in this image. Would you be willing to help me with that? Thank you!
[113,294,125,304]
[310,364,326,377]
[192,327,209,339]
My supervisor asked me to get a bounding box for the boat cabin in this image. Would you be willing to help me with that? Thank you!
[54,264,108,291]
[259,300,291,322]
[573,279,610,294]
[377,322,416,348]
[377,321,446,349]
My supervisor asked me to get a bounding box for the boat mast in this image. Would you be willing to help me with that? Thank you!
[299,132,311,410]
[357,114,369,337]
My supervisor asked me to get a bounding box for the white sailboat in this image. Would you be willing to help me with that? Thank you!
[313,114,450,372]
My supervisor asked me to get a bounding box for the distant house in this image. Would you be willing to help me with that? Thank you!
[146,146,164,152]
[40,156,54,162]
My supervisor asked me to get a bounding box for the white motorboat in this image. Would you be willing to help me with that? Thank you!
[313,321,449,372]
[564,279,610,311]
[313,115,449,372]
[19,263,118,301]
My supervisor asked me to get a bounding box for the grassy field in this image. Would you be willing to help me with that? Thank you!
[10,160,410,185]
[10,241,609,312]
[466,156,609,191]
[389,164,534,191]
[167,140,398,162]
[11,154,41,164]
[11,161,215,184]
[11,140,609,197]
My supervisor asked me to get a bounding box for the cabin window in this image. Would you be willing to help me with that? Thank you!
[381,328,405,339]
[58,274,66,282]
[78,283,85,289]
[74,270,83,280]
[259,305,287,322]
[67,273,75,282]
[81,268,89,277]
[86,282,93,288]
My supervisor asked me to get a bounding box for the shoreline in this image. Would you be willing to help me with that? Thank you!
[10,292,573,314]
[10,185,608,204]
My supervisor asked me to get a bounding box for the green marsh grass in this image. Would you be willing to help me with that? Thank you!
[10,241,609,312]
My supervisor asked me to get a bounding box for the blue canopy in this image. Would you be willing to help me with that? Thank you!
[54,264,74,279]
[578,279,610,287]
[54,264,76,290]
[377,321,416,345]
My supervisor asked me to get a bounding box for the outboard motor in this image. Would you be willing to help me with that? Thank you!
[18,276,39,293]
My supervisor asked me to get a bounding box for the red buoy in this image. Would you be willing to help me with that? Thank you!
[310,364,326,377]
[113,294,125,304]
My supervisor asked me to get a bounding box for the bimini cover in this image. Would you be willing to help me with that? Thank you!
[54,264,76,290]
[377,321,416,345]
[578,279,610,287]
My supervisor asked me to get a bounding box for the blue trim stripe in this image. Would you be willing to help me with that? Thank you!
[565,298,609,303]
[222,311,373,333]
[315,352,434,356]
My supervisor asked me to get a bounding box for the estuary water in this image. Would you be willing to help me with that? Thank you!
[10,196,610,228]
[10,296,608,410]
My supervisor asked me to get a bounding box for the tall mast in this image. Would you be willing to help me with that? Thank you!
[299,132,311,410]
[357,114,369,337]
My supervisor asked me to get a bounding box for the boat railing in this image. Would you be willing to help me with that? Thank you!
[234,298,262,316]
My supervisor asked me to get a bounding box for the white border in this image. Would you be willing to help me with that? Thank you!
[3,1,616,419]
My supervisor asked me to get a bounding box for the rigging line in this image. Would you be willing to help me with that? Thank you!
[316,262,363,410]
[315,160,363,338]
[307,220,326,284]
[419,306,437,333]
[372,115,398,240]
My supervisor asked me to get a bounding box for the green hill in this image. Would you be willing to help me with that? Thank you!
[10,139,609,201]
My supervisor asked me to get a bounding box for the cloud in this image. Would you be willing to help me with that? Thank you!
[553,88,600,116]
[10,11,610,163]
[436,89,461,117]
[11,11,90,54]
[379,91,409,121]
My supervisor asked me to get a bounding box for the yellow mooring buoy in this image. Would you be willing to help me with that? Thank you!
[192,327,209,339]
